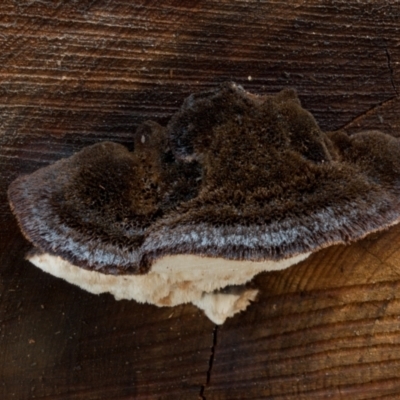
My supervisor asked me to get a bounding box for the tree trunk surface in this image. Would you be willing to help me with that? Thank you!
[1,1,400,399]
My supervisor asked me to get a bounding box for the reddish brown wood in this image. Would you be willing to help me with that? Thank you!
[1,0,400,399]
[206,226,400,399]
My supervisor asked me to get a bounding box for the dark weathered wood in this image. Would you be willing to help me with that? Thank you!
[0,231,214,399]
[1,0,400,399]
[345,97,400,137]
[0,231,216,400]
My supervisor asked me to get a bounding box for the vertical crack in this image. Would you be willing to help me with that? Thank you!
[385,47,399,96]
[199,325,218,400]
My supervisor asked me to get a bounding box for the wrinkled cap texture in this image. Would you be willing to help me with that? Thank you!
[8,83,400,275]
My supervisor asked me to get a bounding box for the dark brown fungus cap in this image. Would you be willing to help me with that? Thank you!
[8,123,201,274]
[8,83,400,275]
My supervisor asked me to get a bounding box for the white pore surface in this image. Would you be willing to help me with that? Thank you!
[28,252,311,324]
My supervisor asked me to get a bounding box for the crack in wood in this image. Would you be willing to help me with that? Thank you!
[339,47,398,132]
[385,47,398,97]
[199,325,218,400]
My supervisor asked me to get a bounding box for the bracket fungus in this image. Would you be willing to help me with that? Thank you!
[8,83,400,324]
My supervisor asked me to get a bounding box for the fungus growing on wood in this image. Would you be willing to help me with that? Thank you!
[8,83,400,324]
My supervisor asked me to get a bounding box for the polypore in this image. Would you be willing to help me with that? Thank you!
[8,83,400,324]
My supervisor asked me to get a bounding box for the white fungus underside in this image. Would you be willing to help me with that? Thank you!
[29,252,311,324]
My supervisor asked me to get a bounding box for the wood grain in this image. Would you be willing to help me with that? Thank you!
[206,227,400,399]
[1,0,400,399]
